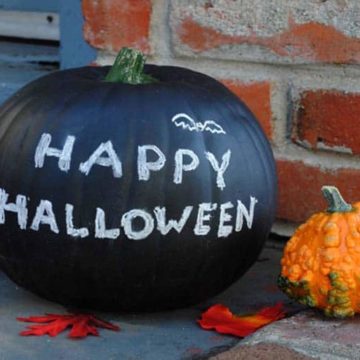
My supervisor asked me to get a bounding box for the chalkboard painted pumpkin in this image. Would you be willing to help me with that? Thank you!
[0,49,277,311]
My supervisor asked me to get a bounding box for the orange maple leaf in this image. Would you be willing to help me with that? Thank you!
[17,313,120,339]
[198,303,285,337]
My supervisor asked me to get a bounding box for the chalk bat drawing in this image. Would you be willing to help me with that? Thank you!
[171,113,226,135]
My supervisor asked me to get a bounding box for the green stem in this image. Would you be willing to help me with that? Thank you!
[104,47,157,84]
[321,186,353,213]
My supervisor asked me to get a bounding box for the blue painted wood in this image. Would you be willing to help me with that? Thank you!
[0,40,59,106]
[0,40,59,64]
[0,0,95,106]
[0,64,55,105]
[0,0,59,12]
[60,0,96,69]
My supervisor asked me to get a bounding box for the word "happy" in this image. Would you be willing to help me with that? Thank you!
[35,133,232,190]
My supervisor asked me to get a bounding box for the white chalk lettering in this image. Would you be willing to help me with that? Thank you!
[34,133,75,172]
[79,141,122,177]
[205,150,231,190]
[218,201,234,238]
[154,206,193,235]
[95,207,120,239]
[174,149,200,184]
[194,202,217,235]
[235,196,258,231]
[65,204,89,238]
[138,145,166,181]
[121,209,154,240]
[0,188,28,230]
[31,199,59,233]
[0,185,259,240]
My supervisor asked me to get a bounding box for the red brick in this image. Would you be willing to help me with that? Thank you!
[277,159,360,223]
[82,0,151,53]
[292,90,360,155]
[221,80,273,140]
[173,13,360,64]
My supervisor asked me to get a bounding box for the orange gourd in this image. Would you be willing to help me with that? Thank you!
[278,186,360,318]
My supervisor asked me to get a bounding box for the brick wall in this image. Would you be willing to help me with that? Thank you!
[82,0,360,234]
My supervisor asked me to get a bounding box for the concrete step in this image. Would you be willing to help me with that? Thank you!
[0,241,302,360]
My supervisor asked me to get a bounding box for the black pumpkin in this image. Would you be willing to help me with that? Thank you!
[0,49,276,311]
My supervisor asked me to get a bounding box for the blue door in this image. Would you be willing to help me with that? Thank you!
[0,0,59,12]
[0,0,95,105]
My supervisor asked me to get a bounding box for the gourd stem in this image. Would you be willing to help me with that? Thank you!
[104,47,157,84]
[321,186,353,213]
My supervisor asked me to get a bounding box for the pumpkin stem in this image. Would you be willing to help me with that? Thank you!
[104,47,157,84]
[321,186,353,213]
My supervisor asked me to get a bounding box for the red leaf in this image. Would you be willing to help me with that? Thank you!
[17,313,120,339]
[198,303,285,338]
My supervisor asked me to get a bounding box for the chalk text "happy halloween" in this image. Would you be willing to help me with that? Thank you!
[0,133,258,240]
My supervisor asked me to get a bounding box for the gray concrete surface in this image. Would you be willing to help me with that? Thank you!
[2,234,360,360]
[0,241,301,360]
[237,309,360,359]
[212,342,315,360]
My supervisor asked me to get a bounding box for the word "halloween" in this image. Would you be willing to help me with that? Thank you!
[0,187,257,240]
[35,133,231,190]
